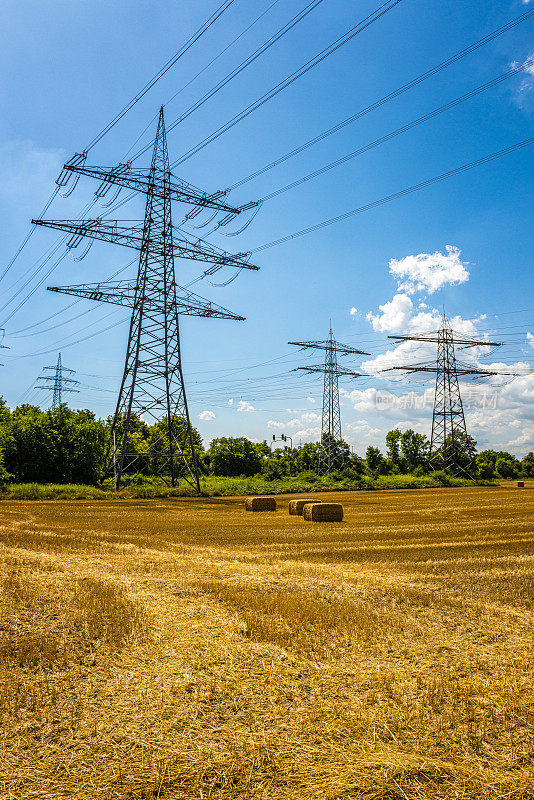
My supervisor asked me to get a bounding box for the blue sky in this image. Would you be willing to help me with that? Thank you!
[0,0,533,454]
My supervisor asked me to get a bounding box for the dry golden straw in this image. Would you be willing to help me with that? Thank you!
[1,485,533,799]
[288,498,319,515]
[245,495,277,511]
[303,501,343,521]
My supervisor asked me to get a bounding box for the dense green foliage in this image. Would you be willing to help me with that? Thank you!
[0,404,107,485]
[0,398,528,489]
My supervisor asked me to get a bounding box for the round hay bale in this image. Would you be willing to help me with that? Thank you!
[303,502,343,522]
[245,496,277,512]
[289,498,320,516]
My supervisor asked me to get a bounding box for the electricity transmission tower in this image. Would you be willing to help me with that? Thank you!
[384,314,503,477]
[289,327,369,474]
[32,107,259,491]
[0,329,8,367]
[36,352,80,410]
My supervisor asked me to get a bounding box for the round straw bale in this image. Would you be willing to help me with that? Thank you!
[245,496,277,512]
[289,498,320,516]
[302,502,343,522]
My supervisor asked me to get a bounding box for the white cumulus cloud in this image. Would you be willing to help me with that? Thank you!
[198,410,215,421]
[510,52,534,108]
[237,400,255,413]
[350,306,358,316]
[388,245,469,295]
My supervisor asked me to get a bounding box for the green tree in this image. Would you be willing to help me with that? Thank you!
[495,456,520,479]
[207,437,263,477]
[400,429,430,472]
[365,445,386,474]
[2,405,108,484]
[385,428,402,467]
[521,452,534,477]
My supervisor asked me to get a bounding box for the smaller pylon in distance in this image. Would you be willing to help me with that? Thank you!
[36,352,80,410]
[384,313,508,477]
[289,327,369,474]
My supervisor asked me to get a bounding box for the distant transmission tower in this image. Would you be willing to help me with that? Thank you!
[32,107,260,491]
[384,314,503,477]
[0,328,8,367]
[36,352,80,410]
[289,327,369,474]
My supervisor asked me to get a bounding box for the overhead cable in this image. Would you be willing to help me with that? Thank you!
[1,0,236,283]
[260,58,534,202]
[84,0,238,153]
[123,0,285,158]
[172,0,405,167]
[129,0,327,162]
[251,136,534,252]
[229,7,534,190]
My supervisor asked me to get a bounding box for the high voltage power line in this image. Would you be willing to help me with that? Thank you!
[251,136,534,253]
[82,0,239,154]
[258,58,534,203]
[128,0,328,162]
[172,0,405,167]
[229,6,534,190]
[121,0,286,159]
[5,5,531,320]
[0,0,238,283]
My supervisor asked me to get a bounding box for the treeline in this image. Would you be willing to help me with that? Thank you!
[208,430,534,482]
[0,400,530,486]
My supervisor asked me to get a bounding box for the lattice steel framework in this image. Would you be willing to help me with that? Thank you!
[385,314,503,477]
[36,352,80,410]
[289,327,369,474]
[32,108,259,490]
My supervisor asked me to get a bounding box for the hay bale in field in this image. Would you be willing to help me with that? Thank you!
[303,502,343,522]
[288,498,320,516]
[517,481,525,488]
[245,496,276,512]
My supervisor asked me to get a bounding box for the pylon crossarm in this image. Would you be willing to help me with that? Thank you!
[383,364,510,377]
[388,333,501,347]
[63,162,257,215]
[293,365,362,377]
[288,340,370,355]
[47,281,245,320]
[32,219,259,269]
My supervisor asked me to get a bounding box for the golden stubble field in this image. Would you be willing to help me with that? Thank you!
[0,485,533,799]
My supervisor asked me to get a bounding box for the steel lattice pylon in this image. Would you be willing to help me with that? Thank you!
[384,314,507,478]
[429,318,473,474]
[33,108,260,490]
[110,111,199,490]
[289,327,369,475]
[319,328,342,473]
[36,352,79,410]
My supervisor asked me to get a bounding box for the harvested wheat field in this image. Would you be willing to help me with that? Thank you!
[1,485,533,799]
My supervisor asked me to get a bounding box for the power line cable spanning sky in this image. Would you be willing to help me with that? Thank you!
[0,0,239,284]
[250,136,534,253]
[229,6,534,190]
[128,0,328,162]
[83,0,238,153]
[10,5,532,326]
[171,0,406,167]
[1,0,533,400]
